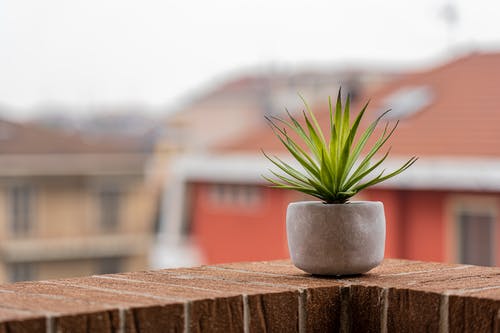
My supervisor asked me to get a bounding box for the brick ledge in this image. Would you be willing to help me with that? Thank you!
[0,259,499,332]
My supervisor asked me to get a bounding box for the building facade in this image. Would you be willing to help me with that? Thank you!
[158,52,500,268]
[0,120,157,282]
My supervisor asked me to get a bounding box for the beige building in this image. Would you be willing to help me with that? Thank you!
[0,120,158,282]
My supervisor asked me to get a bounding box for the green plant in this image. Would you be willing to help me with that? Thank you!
[262,89,417,204]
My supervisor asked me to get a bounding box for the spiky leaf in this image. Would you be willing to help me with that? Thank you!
[262,88,417,204]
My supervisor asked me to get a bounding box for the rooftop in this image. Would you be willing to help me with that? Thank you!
[0,119,151,176]
[0,119,145,155]
[219,52,500,158]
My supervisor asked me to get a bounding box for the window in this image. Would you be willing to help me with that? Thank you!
[9,185,34,236]
[457,210,495,266]
[9,263,36,282]
[209,184,262,206]
[97,257,123,274]
[379,86,434,120]
[99,188,121,231]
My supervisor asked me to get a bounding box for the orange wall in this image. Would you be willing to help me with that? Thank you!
[366,189,446,262]
[402,191,446,262]
[364,189,405,259]
[191,182,498,266]
[191,183,291,264]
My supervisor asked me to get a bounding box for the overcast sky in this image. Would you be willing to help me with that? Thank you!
[0,0,499,118]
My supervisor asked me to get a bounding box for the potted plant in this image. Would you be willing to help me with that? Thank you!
[263,89,417,275]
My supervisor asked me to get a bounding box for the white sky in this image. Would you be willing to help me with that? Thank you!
[0,0,499,117]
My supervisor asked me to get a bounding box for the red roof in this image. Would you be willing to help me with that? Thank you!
[0,119,143,154]
[219,52,500,158]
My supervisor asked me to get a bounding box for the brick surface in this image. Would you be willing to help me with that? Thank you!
[449,295,500,333]
[349,285,384,333]
[0,307,44,322]
[132,304,184,333]
[387,288,441,333]
[346,265,500,294]
[116,270,297,296]
[0,308,45,333]
[216,260,306,276]
[55,275,224,301]
[0,281,167,308]
[0,259,498,332]
[190,296,243,333]
[0,317,45,333]
[0,290,111,314]
[465,287,500,300]
[168,266,346,290]
[2,320,46,333]
[247,291,298,333]
[54,311,115,333]
[304,286,341,333]
[218,258,458,277]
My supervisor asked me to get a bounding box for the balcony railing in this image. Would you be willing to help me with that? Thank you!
[0,259,498,332]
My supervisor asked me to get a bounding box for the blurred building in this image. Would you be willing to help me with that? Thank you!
[163,69,395,152]
[153,68,397,267]
[0,119,157,282]
[157,52,500,267]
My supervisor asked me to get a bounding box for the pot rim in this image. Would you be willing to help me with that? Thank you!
[288,200,382,207]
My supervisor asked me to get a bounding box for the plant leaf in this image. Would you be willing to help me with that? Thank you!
[262,88,417,203]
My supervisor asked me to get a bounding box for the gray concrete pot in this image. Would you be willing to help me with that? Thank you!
[286,201,385,275]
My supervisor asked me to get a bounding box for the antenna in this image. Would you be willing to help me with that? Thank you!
[439,2,459,51]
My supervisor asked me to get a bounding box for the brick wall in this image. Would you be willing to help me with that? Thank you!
[0,259,499,332]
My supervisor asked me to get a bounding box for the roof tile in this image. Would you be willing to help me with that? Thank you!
[220,52,500,157]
